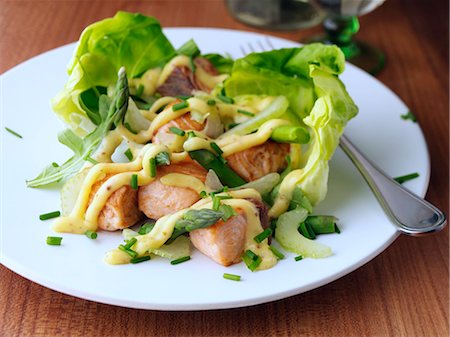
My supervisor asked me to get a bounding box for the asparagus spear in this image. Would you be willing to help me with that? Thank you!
[189,149,246,187]
[271,125,310,144]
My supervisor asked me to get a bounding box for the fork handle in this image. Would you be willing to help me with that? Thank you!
[339,135,446,236]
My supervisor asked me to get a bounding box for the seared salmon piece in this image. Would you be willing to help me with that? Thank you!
[138,161,207,219]
[156,66,195,97]
[156,57,219,97]
[89,174,143,231]
[193,57,220,92]
[152,112,204,145]
[190,211,247,266]
[226,141,290,181]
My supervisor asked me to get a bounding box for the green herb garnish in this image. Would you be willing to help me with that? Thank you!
[39,211,61,221]
[237,109,255,117]
[124,148,133,161]
[131,174,138,190]
[217,94,234,104]
[254,228,273,243]
[130,256,151,264]
[155,152,170,166]
[269,246,285,260]
[171,256,191,265]
[401,111,417,122]
[4,127,23,138]
[85,230,97,239]
[172,101,189,111]
[223,273,241,281]
[27,67,129,187]
[394,172,420,184]
[46,236,63,246]
[149,157,157,177]
[169,126,186,136]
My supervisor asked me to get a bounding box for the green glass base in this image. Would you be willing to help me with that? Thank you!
[305,36,386,76]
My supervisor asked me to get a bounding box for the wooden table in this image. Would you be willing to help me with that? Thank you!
[1,1,448,336]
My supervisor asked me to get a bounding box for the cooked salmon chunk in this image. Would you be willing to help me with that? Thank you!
[138,161,207,219]
[156,57,219,97]
[226,141,290,181]
[89,175,143,231]
[152,112,204,145]
[190,212,247,266]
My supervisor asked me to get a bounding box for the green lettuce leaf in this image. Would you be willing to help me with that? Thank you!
[294,64,358,205]
[223,43,357,207]
[52,11,176,134]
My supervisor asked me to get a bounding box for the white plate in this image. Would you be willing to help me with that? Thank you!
[0,28,429,310]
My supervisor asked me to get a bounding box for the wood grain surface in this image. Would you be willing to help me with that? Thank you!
[0,1,448,336]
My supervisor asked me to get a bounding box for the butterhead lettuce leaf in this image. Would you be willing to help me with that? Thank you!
[53,11,176,134]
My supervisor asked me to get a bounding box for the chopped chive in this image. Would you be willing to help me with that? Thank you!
[217,94,234,104]
[207,99,216,106]
[46,236,63,246]
[219,203,236,221]
[212,195,221,211]
[237,109,255,117]
[305,216,339,235]
[171,256,191,265]
[187,131,197,139]
[118,244,138,258]
[51,162,59,168]
[149,157,157,177]
[294,255,303,261]
[39,211,61,221]
[401,111,417,122]
[85,230,97,239]
[228,122,240,129]
[124,148,133,161]
[394,172,420,184]
[169,126,186,136]
[212,195,232,211]
[136,84,144,97]
[242,249,262,272]
[269,246,285,260]
[177,95,192,100]
[254,228,273,243]
[245,249,258,260]
[218,155,227,164]
[223,273,241,281]
[223,186,229,192]
[130,255,151,264]
[155,151,170,166]
[269,219,278,233]
[86,157,98,165]
[200,190,208,198]
[335,224,341,234]
[298,222,316,239]
[210,142,223,155]
[138,222,155,235]
[4,127,23,138]
[131,174,138,190]
[124,237,137,249]
[123,122,138,135]
[172,101,189,111]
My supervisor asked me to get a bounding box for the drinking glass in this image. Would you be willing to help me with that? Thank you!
[226,0,325,31]
[308,0,386,75]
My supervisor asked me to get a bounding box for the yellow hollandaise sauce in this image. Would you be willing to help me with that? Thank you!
[53,144,168,234]
[105,189,277,271]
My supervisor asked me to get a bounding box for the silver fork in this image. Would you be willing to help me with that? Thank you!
[239,40,446,236]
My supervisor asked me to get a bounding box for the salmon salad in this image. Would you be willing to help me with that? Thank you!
[28,12,358,272]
